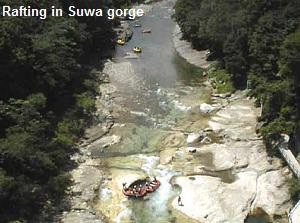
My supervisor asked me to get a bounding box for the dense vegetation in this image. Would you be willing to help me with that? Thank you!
[0,0,117,222]
[175,0,300,142]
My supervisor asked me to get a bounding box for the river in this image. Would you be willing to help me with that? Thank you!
[93,0,211,222]
[91,1,272,223]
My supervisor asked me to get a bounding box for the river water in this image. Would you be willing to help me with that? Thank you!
[93,1,248,223]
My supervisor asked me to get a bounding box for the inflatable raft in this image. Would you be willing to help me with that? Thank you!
[133,47,142,53]
[122,178,161,198]
[117,39,125,45]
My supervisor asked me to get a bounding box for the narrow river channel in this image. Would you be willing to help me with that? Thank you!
[92,1,268,223]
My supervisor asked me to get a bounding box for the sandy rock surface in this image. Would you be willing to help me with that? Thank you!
[171,92,292,223]
[60,65,117,223]
[173,24,211,69]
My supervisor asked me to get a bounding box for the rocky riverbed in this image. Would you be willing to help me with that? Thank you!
[60,72,114,223]
[171,23,292,223]
[60,0,293,222]
[170,92,292,223]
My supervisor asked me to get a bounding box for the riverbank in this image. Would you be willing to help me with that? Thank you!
[173,24,210,69]
[172,24,293,223]
[60,72,114,223]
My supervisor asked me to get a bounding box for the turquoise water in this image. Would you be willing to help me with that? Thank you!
[95,0,269,222]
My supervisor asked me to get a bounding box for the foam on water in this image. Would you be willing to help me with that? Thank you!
[114,201,132,223]
[153,166,179,207]
[99,187,112,200]
[136,154,160,175]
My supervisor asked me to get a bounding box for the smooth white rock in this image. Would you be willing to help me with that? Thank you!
[187,133,202,144]
[200,103,216,114]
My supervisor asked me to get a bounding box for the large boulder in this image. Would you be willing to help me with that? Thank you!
[62,211,104,223]
[87,135,121,150]
[187,133,202,144]
[252,170,291,217]
[200,103,217,114]
[173,100,192,112]
[172,172,257,223]
[200,136,212,144]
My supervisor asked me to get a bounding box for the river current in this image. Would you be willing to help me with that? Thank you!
[92,1,268,223]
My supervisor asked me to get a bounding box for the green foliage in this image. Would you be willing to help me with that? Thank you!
[288,177,300,200]
[0,94,71,221]
[47,173,71,199]
[55,120,77,146]
[0,0,119,221]
[76,92,96,115]
[175,0,300,141]
[261,119,295,137]
[175,0,300,86]
[279,30,300,81]
[208,68,235,94]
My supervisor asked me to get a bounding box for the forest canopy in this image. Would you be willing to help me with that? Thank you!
[0,0,116,222]
[175,0,300,141]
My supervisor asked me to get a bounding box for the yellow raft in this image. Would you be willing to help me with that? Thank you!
[133,47,142,53]
[117,39,125,45]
